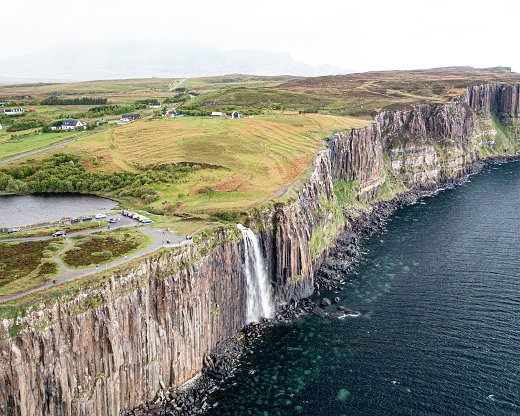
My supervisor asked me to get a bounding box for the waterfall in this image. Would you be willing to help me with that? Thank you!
[237,224,275,323]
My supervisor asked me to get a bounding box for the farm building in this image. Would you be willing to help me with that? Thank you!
[3,108,24,116]
[148,103,161,109]
[166,109,180,117]
[121,114,141,122]
[210,112,226,117]
[58,119,87,130]
[231,111,243,119]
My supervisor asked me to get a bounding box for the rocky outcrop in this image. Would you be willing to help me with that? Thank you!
[259,150,337,303]
[0,238,247,416]
[464,83,520,116]
[329,124,384,199]
[1,83,519,416]
[376,101,475,144]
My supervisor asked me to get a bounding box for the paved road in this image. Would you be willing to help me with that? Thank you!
[0,128,114,164]
[0,223,188,303]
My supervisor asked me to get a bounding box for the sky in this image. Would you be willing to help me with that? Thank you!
[2,0,518,73]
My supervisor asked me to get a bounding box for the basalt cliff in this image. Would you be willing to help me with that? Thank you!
[1,84,519,415]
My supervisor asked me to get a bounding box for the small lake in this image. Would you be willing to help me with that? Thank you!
[0,194,118,228]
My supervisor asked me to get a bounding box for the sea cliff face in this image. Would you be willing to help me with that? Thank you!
[1,83,519,416]
[0,238,248,416]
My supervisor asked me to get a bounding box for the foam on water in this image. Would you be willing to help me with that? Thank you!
[209,163,520,415]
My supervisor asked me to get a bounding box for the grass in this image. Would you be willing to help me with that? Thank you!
[151,219,210,236]
[185,68,520,117]
[4,114,369,215]
[0,130,85,160]
[62,228,151,268]
[0,78,176,104]
[0,240,64,295]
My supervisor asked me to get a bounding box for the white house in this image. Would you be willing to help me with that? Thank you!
[4,108,24,116]
[59,119,87,130]
[148,103,162,109]
[0,124,3,130]
[231,111,243,119]
[211,111,226,117]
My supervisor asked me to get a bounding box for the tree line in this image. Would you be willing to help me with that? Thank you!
[41,97,108,105]
[0,154,197,204]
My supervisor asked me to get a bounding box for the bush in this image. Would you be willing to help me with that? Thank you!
[41,96,108,105]
[0,153,195,203]
[92,251,113,259]
[212,212,241,222]
[6,118,44,132]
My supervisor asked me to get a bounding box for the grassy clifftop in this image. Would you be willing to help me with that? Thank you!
[2,67,520,225]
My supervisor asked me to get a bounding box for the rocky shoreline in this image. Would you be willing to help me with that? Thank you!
[126,156,518,416]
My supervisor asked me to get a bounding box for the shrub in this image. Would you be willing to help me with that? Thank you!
[6,118,44,132]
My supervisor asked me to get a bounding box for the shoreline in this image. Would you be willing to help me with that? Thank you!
[127,155,520,415]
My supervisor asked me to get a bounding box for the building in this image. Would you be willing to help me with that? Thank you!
[59,119,87,130]
[3,108,24,116]
[231,111,243,119]
[148,103,161,109]
[121,114,141,122]
[210,112,226,117]
[0,124,3,130]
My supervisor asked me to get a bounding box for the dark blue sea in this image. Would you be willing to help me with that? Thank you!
[206,161,520,416]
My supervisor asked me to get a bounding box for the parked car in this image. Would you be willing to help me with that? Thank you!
[53,231,67,237]
[186,235,192,240]
[82,216,93,222]
[95,213,107,219]
[131,213,140,219]
[108,218,117,223]
[140,218,153,224]
[70,218,81,224]
[7,228,21,234]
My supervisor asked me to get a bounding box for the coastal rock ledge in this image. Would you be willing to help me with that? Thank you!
[1,83,519,415]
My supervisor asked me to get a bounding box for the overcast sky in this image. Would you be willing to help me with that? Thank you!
[2,0,518,72]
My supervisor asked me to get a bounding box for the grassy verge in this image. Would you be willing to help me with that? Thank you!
[0,240,65,296]
[0,130,84,160]
[151,219,210,236]
[61,228,151,268]
[0,221,109,239]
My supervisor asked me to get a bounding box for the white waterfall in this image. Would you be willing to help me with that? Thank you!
[237,224,275,323]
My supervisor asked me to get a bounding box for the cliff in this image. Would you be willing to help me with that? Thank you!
[1,83,519,415]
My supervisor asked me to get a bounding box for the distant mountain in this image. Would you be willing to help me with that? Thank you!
[0,42,352,81]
